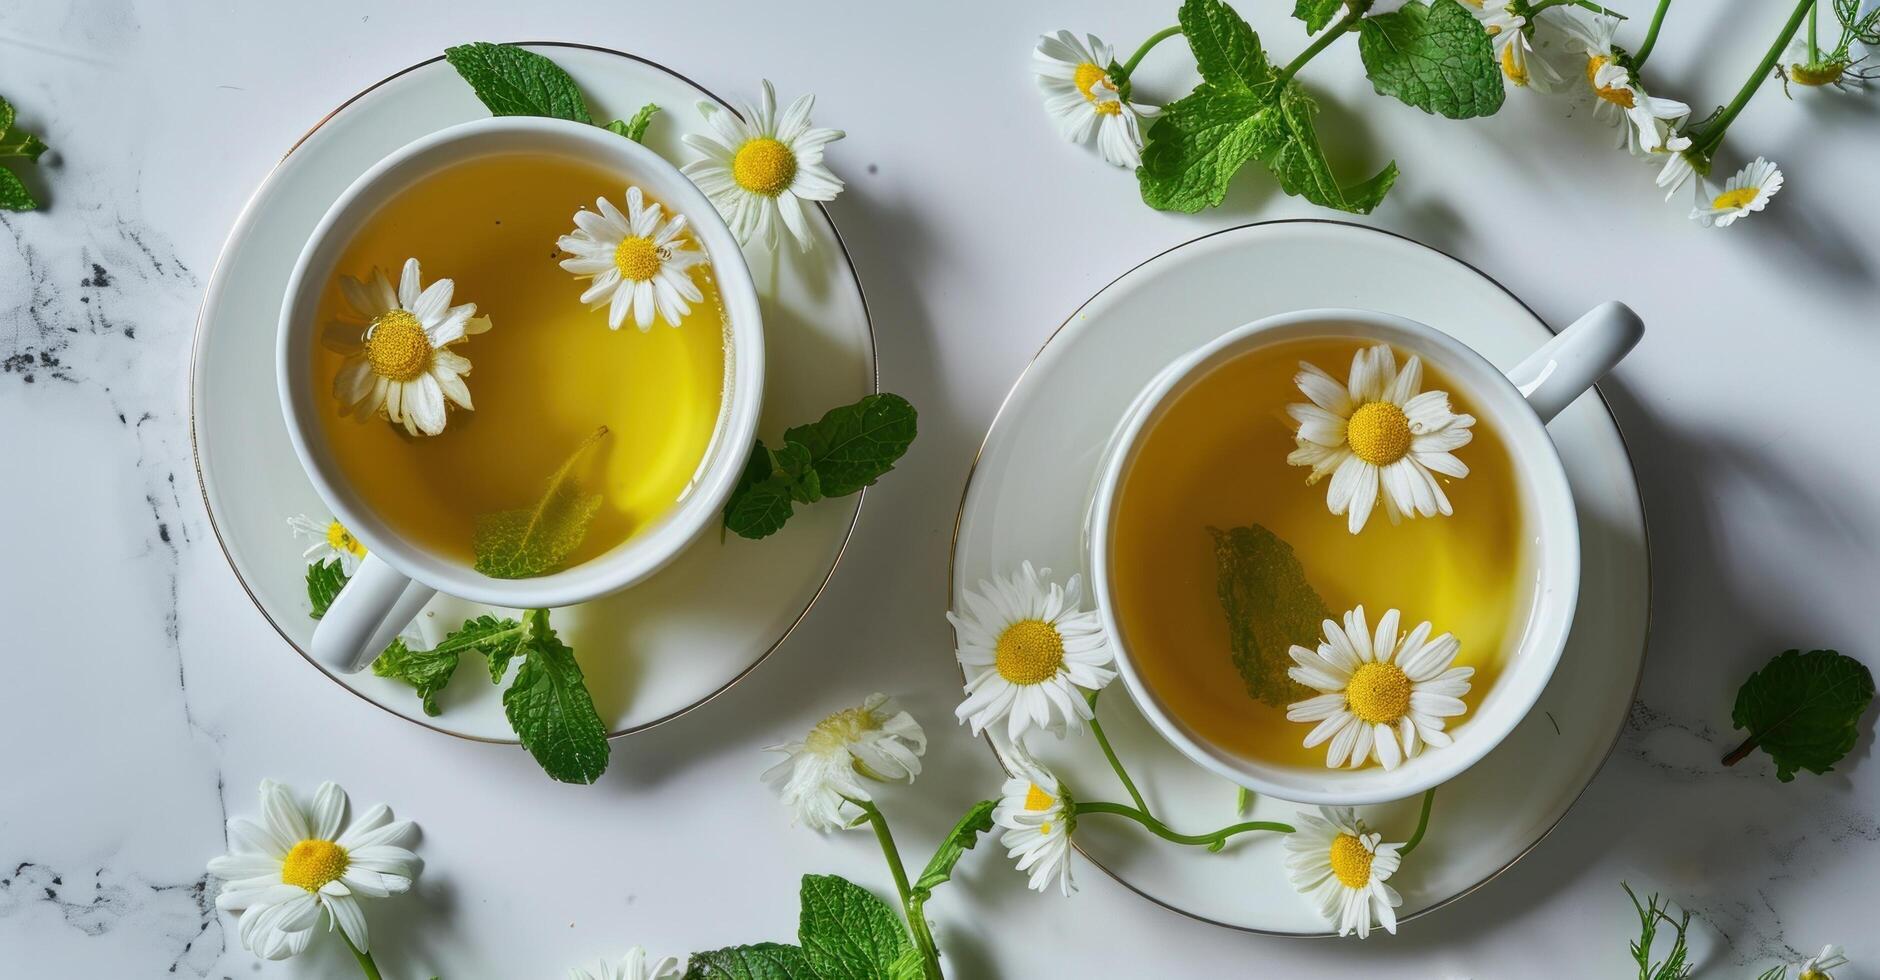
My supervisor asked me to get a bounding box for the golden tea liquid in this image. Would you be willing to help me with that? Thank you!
[1109,337,1531,768]
[311,153,728,568]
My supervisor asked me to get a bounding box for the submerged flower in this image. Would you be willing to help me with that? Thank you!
[761,694,926,831]
[323,257,490,437]
[570,947,683,980]
[288,514,367,572]
[993,745,1077,896]
[207,779,420,960]
[681,80,844,252]
[1286,606,1473,770]
[558,187,708,331]
[1284,806,1405,938]
[1286,344,1476,534]
[949,561,1116,742]
[1796,944,1849,980]
[1032,31,1161,167]
[1692,157,1783,228]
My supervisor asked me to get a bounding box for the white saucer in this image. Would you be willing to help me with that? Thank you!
[950,221,1649,935]
[192,44,876,741]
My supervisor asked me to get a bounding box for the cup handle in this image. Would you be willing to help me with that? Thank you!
[310,553,436,674]
[1505,301,1644,424]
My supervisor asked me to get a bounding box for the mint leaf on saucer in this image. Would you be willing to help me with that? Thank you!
[683,944,817,980]
[797,875,914,980]
[503,609,609,784]
[1725,649,1875,781]
[1358,0,1504,119]
[474,426,609,579]
[606,102,661,143]
[1210,525,1327,708]
[432,613,530,683]
[911,800,997,899]
[723,394,917,540]
[371,639,460,716]
[306,558,348,619]
[1293,0,1344,33]
[444,43,593,123]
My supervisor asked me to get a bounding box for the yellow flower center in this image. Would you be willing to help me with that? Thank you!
[1073,62,1111,102]
[613,235,662,282]
[732,137,797,196]
[1346,661,1413,725]
[1329,833,1375,888]
[995,619,1066,685]
[326,520,366,559]
[1345,402,1412,466]
[280,839,349,892]
[1502,44,1528,86]
[1712,186,1761,210]
[363,309,433,382]
[805,706,880,755]
[1586,56,1636,107]
[1094,99,1123,116]
[1024,782,1056,812]
[1800,970,1831,980]
[1790,61,1846,86]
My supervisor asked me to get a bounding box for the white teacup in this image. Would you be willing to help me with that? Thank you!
[277,117,764,674]
[1088,303,1642,805]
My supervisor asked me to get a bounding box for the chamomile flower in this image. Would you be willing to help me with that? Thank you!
[1286,606,1473,771]
[1653,143,1699,202]
[1796,944,1849,980]
[1692,157,1783,228]
[557,187,708,331]
[1284,806,1405,938]
[993,745,1077,896]
[1286,344,1476,534]
[570,948,683,980]
[949,561,1116,743]
[1782,39,1870,93]
[1461,1,1561,90]
[761,694,926,832]
[1032,31,1161,168]
[288,514,366,572]
[323,258,490,437]
[681,80,844,252]
[206,779,420,961]
[1557,9,1629,119]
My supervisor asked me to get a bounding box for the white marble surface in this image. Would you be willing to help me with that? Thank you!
[2,1,1876,977]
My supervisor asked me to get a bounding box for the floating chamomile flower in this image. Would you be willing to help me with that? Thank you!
[1795,944,1849,980]
[570,947,684,980]
[1284,806,1405,938]
[681,79,844,252]
[761,694,926,832]
[1032,31,1161,168]
[288,513,366,572]
[1461,1,1561,91]
[324,258,490,437]
[206,779,421,961]
[1692,157,1783,228]
[1286,344,1476,534]
[949,561,1117,742]
[558,187,708,331]
[1286,606,1473,771]
[993,745,1078,896]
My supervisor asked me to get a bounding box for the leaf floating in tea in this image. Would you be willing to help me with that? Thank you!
[1208,524,1328,708]
[473,426,610,579]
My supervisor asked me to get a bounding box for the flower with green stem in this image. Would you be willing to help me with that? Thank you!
[762,693,927,832]
[1461,0,1564,91]
[845,797,946,980]
[1692,156,1784,227]
[1284,804,1419,938]
[1780,0,1878,94]
[1032,31,1162,167]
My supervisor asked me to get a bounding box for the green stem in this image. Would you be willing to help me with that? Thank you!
[851,799,943,980]
[1807,2,1820,62]
[1398,789,1437,857]
[1631,0,1674,69]
[1692,0,1816,157]
[1119,26,1183,80]
[1073,801,1293,850]
[1085,690,1150,816]
[343,935,385,980]
[1528,0,1627,20]
[1273,1,1373,90]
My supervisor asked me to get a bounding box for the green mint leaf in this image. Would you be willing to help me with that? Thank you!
[444,42,593,123]
[433,614,530,683]
[1179,0,1270,91]
[1293,0,1345,33]
[783,393,919,498]
[1358,0,1504,119]
[886,948,925,980]
[1209,525,1325,707]
[0,168,35,211]
[911,800,997,899]
[0,96,11,136]
[370,639,460,716]
[723,471,798,540]
[0,129,47,162]
[796,875,914,980]
[1138,83,1277,212]
[1259,85,1398,214]
[1727,649,1875,781]
[682,944,817,980]
[503,609,610,783]
[306,559,349,619]
[770,441,823,504]
[606,102,661,143]
[474,426,608,579]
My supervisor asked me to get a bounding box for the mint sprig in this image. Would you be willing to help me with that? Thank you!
[911,800,996,899]
[724,394,918,540]
[305,559,348,619]
[371,639,460,716]
[607,102,661,143]
[443,42,593,123]
[0,95,47,212]
[1292,0,1344,33]
[1358,0,1504,119]
[797,875,915,980]
[682,944,817,980]
[1724,648,1875,781]
[502,609,610,784]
